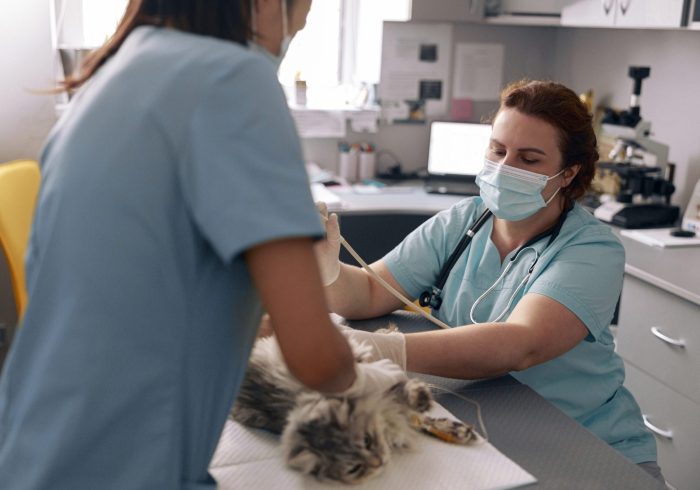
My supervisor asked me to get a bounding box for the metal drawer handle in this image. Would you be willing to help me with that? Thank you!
[642,414,673,440]
[650,327,686,348]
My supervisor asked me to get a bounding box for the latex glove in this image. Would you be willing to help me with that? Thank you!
[314,202,342,286]
[342,359,408,398]
[343,329,407,370]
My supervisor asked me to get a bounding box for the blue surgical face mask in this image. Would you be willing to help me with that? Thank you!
[249,0,292,70]
[475,158,565,221]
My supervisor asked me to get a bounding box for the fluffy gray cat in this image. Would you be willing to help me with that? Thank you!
[230,329,435,484]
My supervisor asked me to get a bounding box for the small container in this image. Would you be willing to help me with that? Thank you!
[339,150,358,182]
[295,79,307,106]
[358,152,376,181]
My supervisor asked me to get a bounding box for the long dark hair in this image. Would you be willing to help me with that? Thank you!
[62,0,253,93]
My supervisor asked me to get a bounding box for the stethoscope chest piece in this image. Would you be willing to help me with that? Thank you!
[419,287,443,310]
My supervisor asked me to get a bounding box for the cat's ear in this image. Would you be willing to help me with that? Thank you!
[287,447,320,475]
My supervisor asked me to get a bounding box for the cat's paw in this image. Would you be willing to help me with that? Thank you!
[403,378,432,412]
[420,416,479,445]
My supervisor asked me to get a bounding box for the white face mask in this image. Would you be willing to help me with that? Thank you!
[475,158,565,221]
[249,0,292,71]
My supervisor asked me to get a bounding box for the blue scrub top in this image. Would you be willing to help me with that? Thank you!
[384,197,656,464]
[0,26,323,489]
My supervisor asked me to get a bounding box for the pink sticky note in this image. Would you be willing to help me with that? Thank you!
[450,98,473,121]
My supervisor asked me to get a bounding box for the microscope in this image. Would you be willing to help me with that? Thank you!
[593,66,680,228]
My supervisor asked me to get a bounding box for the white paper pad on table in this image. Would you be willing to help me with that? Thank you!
[310,183,345,212]
[210,403,536,489]
[620,227,700,248]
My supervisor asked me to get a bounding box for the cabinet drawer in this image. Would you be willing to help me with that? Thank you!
[617,275,700,403]
[625,363,700,490]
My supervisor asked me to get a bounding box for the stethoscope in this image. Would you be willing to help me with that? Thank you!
[418,206,570,323]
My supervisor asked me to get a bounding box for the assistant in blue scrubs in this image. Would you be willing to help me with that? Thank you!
[0,1,365,489]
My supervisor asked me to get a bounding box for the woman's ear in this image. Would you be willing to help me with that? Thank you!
[562,164,581,188]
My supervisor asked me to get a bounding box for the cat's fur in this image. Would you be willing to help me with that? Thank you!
[231,328,433,484]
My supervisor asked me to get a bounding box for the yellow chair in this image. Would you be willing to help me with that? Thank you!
[0,160,41,319]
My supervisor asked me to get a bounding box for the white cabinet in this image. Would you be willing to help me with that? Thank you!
[615,0,688,28]
[617,273,700,490]
[410,0,484,22]
[625,363,700,490]
[562,0,688,28]
[561,0,617,26]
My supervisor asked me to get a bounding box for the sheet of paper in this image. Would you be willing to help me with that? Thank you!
[291,109,346,138]
[310,183,345,212]
[211,403,536,490]
[452,43,504,101]
[379,22,452,116]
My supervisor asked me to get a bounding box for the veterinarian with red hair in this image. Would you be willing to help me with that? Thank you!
[316,80,665,487]
[0,1,404,488]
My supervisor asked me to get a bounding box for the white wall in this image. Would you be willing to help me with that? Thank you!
[303,23,558,175]
[0,0,58,162]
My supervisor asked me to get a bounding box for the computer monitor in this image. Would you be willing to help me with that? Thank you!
[427,121,492,177]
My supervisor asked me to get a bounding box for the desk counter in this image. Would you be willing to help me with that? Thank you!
[615,229,700,307]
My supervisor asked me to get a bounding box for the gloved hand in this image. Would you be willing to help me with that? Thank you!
[314,202,342,286]
[341,359,408,398]
[342,328,407,370]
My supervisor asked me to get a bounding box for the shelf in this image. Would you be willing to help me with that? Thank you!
[484,14,561,26]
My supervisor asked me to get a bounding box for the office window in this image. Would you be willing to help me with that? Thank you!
[278,0,342,88]
[351,0,411,84]
[50,0,127,48]
[279,0,411,104]
[81,0,128,47]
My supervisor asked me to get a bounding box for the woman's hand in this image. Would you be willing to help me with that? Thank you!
[314,202,342,286]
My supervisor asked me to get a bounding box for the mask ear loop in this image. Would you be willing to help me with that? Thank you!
[280,0,288,40]
[542,167,567,206]
[543,186,561,206]
[250,0,257,42]
[469,248,539,324]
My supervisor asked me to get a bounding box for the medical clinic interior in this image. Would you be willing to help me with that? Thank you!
[2,1,700,489]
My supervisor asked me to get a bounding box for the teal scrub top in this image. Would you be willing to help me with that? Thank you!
[384,197,657,464]
[0,26,323,489]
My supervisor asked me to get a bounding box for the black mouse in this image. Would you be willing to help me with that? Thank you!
[670,229,696,238]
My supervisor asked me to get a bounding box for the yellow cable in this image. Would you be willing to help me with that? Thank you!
[321,214,450,330]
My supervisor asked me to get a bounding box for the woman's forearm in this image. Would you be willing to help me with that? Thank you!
[405,322,535,379]
[324,263,376,319]
[325,261,407,320]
